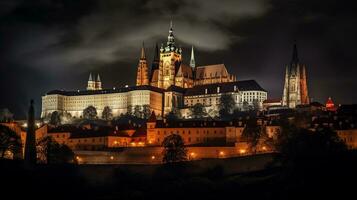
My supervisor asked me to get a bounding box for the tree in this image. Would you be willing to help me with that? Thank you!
[83,106,97,119]
[60,112,73,124]
[102,106,113,120]
[252,99,260,111]
[190,103,207,119]
[49,111,61,126]
[242,101,250,111]
[219,94,236,119]
[165,107,182,121]
[142,105,152,119]
[162,134,187,163]
[240,118,262,153]
[134,105,142,118]
[126,105,133,116]
[0,108,14,122]
[37,136,76,164]
[0,125,21,159]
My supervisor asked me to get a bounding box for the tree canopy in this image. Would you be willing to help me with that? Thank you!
[162,134,187,163]
[219,94,236,119]
[102,106,113,120]
[189,103,207,119]
[37,136,76,164]
[83,106,97,119]
[0,125,21,159]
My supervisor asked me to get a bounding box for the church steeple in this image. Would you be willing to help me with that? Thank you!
[167,20,175,46]
[87,73,96,90]
[140,42,146,60]
[190,46,195,68]
[95,74,102,90]
[136,42,149,86]
[291,42,299,64]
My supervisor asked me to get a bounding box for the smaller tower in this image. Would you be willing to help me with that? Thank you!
[87,73,96,90]
[136,42,149,86]
[95,74,102,90]
[190,46,195,68]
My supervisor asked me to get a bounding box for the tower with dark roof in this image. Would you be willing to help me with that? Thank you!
[136,42,149,86]
[190,46,196,68]
[157,21,182,89]
[282,43,310,108]
[87,73,96,90]
[95,74,102,90]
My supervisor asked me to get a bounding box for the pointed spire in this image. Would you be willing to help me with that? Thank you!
[167,21,175,46]
[291,42,299,64]
[97,74,101,82]
[88,73,93,81]
[140,42,146,60]
[190,46,195,68]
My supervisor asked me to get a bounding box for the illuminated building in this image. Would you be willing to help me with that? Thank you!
[326,97,337,111]
[41,21,267,119]
[282,43,309,108]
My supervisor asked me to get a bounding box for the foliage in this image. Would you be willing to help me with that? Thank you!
[0,108,14,122]
[165,107,182,121]
[0,125,21,159]
[37,136,76,164]
[102,106,113,120]
[133,105,142,118]
[275,122,347,165]
[83,106,97,119]
[49,111,61,126]
[240,118,263,153]
[142,105,152,119]
[219,94,236,118]
[162,134,187,163]
[189,103,207,119]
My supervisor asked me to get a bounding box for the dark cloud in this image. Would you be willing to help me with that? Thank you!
[0,0,356,118]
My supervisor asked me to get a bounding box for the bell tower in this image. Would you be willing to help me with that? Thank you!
[136,43,149,86]
[158,21,182,89]
[87,73,96,90]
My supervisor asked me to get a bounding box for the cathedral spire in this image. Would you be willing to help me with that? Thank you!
[167,20,175,46]
[291,42,299,64]
[140,42,146,60]
[88,73,93,81]
[97,74,101,82]
[190,46,195,68]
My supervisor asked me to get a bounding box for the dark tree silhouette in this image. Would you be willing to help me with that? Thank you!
[134,105,142,118]
[241,118,262,153]
[24,100,37,167]
[165,107,182,120]
[102,106,113,120]
[0,125,21,159]
[162,134,187,163]
[190,103,207,119]
[49,111,61,126]
[142,105,152,119]
[219,94,235,118]
[37,136,76,164]
[83,106,97,119]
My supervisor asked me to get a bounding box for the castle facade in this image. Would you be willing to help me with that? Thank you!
[41,22,267,118]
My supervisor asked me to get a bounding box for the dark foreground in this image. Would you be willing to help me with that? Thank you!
[1,153,357,200]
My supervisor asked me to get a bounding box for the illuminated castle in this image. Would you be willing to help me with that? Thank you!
[136,22,236,89]
[41,22,267,118]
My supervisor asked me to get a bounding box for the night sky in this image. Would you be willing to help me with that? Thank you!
[0,0,356,119]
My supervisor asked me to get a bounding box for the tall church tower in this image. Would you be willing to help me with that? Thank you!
[87,73,96,90]
[190,46,195,68]
[158,21,182,89]
[95,74,102,90]
[282,43,310,108]
[136,43,149,86]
